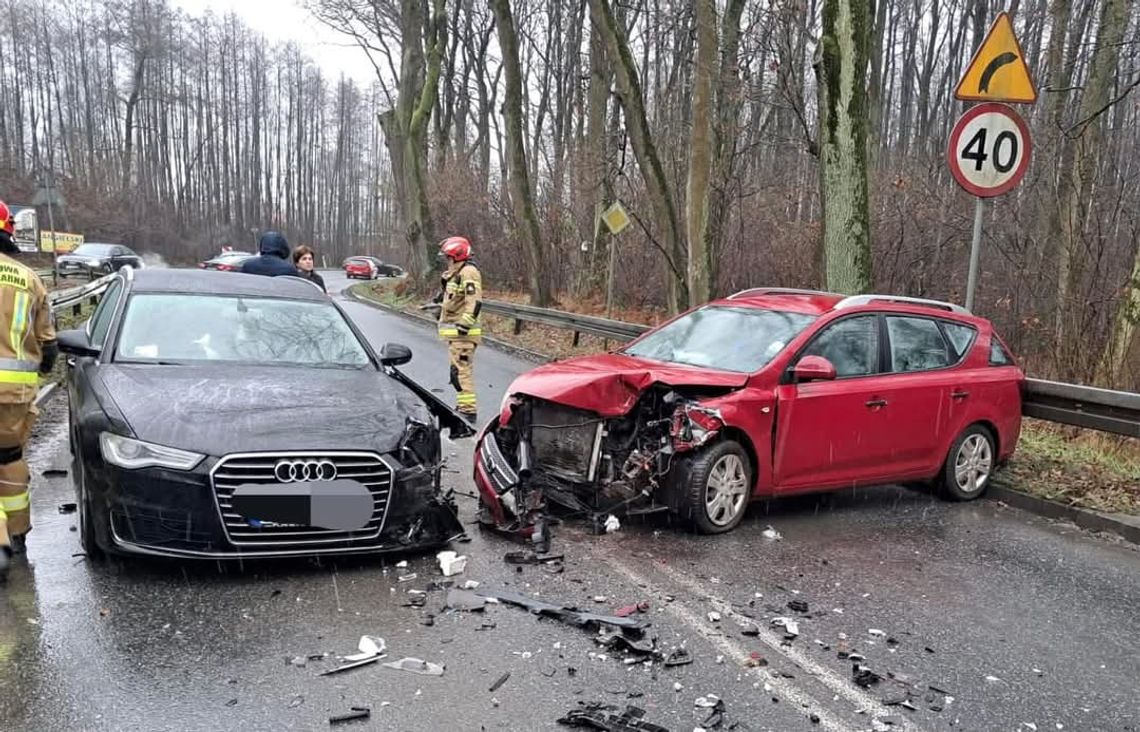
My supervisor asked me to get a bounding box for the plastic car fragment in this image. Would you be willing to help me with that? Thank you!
[475,589,649,634]
[382,657,445,676]
[556,702,669,731]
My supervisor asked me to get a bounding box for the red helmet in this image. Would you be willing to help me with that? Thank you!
[0,201,13,237]
[439,236,471,261]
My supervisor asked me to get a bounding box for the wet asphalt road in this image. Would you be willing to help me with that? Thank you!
[1,270,1137,732]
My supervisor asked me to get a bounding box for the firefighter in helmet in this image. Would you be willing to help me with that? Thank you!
[433,237,482,422]
[0,201,57,580]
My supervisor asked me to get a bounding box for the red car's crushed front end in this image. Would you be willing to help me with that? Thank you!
[473,355,745,549]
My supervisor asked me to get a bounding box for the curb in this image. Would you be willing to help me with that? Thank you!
[987,483,1140,545]
[34,382,60,408]
[343,284,551,364]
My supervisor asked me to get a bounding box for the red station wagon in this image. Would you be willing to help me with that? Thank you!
[475,289,1024,541]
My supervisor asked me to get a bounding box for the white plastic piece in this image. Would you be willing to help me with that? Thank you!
[437,551,468,577]
[604,514,621,533]
[345,635,386,662]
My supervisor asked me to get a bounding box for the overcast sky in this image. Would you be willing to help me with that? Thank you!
[170,0,377,84]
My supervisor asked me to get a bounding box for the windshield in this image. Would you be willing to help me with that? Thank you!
[74,244,116,256]
[623,306,816,373]
[115,294,373,369]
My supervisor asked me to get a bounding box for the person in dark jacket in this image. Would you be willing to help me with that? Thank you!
[292,245,326,292]
[240,231,299,277]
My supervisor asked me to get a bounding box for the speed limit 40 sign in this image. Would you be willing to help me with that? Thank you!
[947,102,1032,197]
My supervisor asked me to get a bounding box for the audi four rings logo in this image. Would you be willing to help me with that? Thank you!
[274,459,337,482]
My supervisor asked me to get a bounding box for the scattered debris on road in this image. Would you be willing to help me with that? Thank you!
[852,664,881,687]
[382,657,445,676]
[42,468,68,478]
[614,602,649,618]
[318,636,386,676]
[761,526,782,540]
[329,707,370,725]
[437,550,467,576]
[557,702,670,731]
[489,671,511,692]
[604,515,621,533]
[446,589,487,611]
[663,647,693,667]
[57,502,77,514]
[770,617,799,637]
[476,589,649,634]
[787,600,809,613]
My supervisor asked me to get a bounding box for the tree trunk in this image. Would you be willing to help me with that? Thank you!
[588,0,688,312]
[685,0,717,306]
[492,0,551,306]
[582,7,614,297]
[706,0,747,297]
[816,0,874,294]
[1055,0,1132,368]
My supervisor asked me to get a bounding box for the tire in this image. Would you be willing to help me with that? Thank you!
[938,424,996,501]
[678,440,752,534]
[74,459,106,560]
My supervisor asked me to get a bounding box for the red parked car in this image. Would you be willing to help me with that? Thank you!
[343,257,377,280]
[475,289,1024,539]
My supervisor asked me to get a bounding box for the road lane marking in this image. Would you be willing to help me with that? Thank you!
[601,554,928,732]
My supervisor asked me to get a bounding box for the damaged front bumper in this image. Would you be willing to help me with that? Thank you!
[94,455,464,560]
[473,391,725,543]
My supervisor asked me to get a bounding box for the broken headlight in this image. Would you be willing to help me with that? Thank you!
[399,417,439,466]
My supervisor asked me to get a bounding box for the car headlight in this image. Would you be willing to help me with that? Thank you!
[99,432,205,471]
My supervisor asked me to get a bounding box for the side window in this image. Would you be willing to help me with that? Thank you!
[87,279,124,348]
[886,316,952,372]
[940,321,978,361]
[801,316,880,377]
[989,339,1014,366]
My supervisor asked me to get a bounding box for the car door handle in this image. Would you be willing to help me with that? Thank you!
[951,390,970,401]
[865,399,888,408]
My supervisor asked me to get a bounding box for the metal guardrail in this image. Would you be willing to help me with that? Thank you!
[1023,379,1140,438]
[482,300,1140,438]
[48,273,115,315]
[482,299,648,344]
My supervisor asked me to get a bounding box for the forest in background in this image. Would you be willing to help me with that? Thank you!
[0,0,1137,386]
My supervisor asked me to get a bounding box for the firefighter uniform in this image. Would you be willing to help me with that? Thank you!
[437,260,482,418]
[0,253,55,556]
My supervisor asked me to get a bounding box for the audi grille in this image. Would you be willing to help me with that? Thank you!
[211,452,394,547]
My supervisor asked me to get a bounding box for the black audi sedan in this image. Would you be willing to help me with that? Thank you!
[56,242,143,279]
[57,268,473,559]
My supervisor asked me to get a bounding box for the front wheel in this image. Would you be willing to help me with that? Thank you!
[74,460,106,560]
[677,440,752,534]
[939,425,996,501]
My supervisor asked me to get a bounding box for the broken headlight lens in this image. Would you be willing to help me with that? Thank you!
[99,432,205,471]
[399,418,439,466]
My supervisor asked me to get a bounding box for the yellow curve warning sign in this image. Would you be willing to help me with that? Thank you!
[954,12,1037,104]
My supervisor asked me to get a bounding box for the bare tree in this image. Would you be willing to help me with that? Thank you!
[491,0,550,305]
[815,0,873,294]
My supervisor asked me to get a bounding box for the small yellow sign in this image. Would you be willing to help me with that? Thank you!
[954,13,1037,104]
[601,201,630,235]
[39,231,84,253]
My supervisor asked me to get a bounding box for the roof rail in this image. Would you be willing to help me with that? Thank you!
[833,294,971,315]
[727,287,836,300]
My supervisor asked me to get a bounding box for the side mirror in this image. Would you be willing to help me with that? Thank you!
[57,328,101,358]
[380,343,412,366]
[792,355,837,382]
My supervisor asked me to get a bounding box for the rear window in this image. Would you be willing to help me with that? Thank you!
[989,339,1015,366]
[940,321,978,360]
[623,305,816,373]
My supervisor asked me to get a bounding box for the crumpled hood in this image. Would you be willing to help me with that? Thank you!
[504,353,748,417]
[98,364,428,456]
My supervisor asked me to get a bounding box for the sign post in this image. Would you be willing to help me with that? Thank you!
[951,12,1037,311]
[601,201,630,319]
